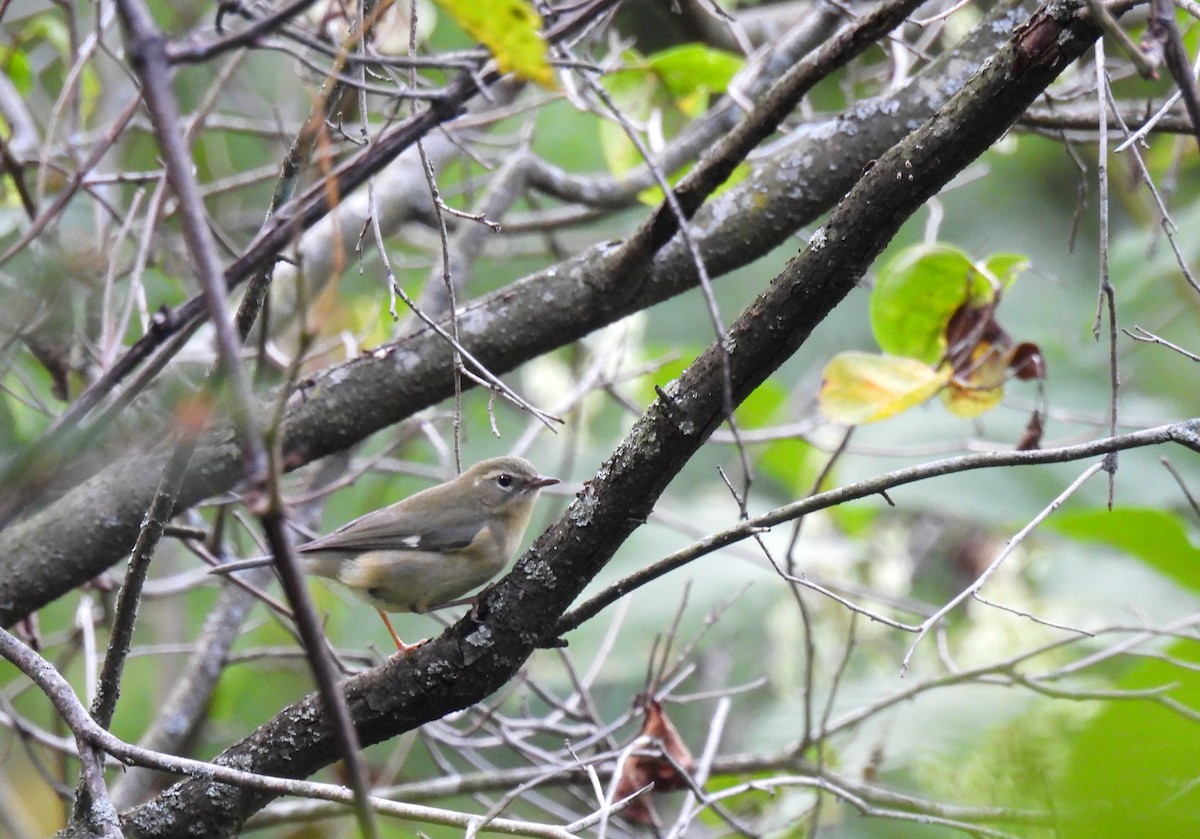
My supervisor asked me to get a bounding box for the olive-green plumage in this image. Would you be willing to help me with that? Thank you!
[213,456,559,651]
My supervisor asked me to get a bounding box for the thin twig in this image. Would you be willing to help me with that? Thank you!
[557,420,1199,636]
[1092,42,1120,507]
[115,2,378,835]
[900,462,1105,673]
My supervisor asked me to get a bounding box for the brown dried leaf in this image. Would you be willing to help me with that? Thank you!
[613,699,695,825]
[1008,342,1046,381]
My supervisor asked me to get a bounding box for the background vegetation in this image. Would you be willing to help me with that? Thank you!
[3,0,1200,837]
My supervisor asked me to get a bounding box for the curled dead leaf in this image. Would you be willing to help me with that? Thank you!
[613,698,694,825]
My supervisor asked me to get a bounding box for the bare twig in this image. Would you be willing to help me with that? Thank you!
[115,2,377,834]
[900,462,1105,673]
[557,421,1199,636]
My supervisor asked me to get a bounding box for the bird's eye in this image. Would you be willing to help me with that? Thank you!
[496,473,514,488]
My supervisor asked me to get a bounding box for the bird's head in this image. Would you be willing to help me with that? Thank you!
[468,456,560,514]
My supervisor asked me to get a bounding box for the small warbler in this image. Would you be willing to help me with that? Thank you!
[212,456,559,652]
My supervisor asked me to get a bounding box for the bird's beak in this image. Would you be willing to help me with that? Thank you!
[529,475,561,490]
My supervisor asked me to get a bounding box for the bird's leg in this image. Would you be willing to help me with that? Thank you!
[377,610,415,654]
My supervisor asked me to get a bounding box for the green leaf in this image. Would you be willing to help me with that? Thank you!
[21,13,72,54]
[738,379,788,428]
[643,44,742,113]
[830,502,877,537]
[599,45,743,184]
[1,48,31,95]
[1057,638,1200,838]
[818,352,950,424]
[760,438,821,496]
[432,0,554,88]
[1050,508,1200,594]
[598,63,674,177]
[870,244,977,363]
[870,244,1029,363]
[981,252,1030,297]
[918,701,1083,824]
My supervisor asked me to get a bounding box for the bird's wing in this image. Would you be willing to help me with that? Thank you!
[298,506,482,555]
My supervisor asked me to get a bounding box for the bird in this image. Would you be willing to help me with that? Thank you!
[211,456,559,652]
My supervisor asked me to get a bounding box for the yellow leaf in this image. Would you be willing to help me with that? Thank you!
[819,353,950,424]
[433,0,555,88]
[942,382,1004,417]
[943,342,1007,417]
